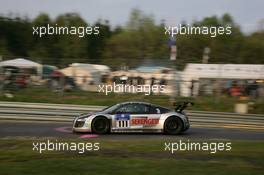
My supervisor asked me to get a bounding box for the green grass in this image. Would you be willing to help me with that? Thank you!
[0,139,263,175]
[0,87,263,114]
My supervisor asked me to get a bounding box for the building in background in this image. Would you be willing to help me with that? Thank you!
[181,64,264,98]
[111,66,178,95]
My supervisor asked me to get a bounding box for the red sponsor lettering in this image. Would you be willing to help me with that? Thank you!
[131,117,159,125]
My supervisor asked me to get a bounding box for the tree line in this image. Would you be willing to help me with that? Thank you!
[0,9,263,70]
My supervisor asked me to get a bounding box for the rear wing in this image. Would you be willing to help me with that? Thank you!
[173,101,194,113]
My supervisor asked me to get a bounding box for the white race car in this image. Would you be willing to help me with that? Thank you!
[73,101,192,134]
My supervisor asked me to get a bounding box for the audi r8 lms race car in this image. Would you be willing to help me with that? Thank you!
[73,101,192,134]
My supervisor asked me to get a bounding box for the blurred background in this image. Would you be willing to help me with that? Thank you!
[0,0,263,113]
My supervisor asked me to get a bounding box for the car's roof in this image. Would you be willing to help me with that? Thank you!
[118,101,152,106]
[117,101,170,110]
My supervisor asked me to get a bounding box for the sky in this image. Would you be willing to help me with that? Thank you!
[0,0,263,33]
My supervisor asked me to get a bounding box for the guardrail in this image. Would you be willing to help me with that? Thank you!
[0,101,263,130]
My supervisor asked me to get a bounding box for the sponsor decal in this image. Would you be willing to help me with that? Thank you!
[115,114,130,120]
[131,117,159,125]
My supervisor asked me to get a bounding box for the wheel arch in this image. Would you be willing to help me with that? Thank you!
[163,115,185,133]
[163,115,184,127]
[89,114,111,122]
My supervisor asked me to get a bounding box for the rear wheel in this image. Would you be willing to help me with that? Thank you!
[92,116,110,134]
[164,117,183,135]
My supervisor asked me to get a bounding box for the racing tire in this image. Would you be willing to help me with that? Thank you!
[92,116,110,134]
[164,117,183,135]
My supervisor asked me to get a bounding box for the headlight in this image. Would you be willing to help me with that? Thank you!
[74,120,86,128]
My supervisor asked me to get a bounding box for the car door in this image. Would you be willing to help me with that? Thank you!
[112,103,162,130]
[134,105,162,129]
[112,103,134,129]
[111,103,148,130]
[128,103,161,130]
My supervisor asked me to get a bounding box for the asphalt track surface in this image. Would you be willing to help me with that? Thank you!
[0,121,263,140]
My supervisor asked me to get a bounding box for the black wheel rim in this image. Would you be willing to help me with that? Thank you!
[166,119,178,132]
[94,118,107,132]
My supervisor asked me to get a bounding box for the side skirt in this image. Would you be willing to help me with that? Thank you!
[111,128,163,133]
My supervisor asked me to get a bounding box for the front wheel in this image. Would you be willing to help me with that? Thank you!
[164,117,183,135]
[92,116,110,134]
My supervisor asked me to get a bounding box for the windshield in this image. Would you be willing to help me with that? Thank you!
[101,104,121,114]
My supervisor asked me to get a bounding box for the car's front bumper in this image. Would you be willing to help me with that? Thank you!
[72,117,92,133]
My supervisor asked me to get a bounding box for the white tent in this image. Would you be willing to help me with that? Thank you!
[70,63,110,75]
[0,58,41,68]
[61,63,111,91]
